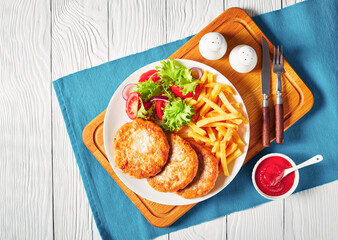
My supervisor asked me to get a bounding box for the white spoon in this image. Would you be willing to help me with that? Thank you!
[271,154,323,186]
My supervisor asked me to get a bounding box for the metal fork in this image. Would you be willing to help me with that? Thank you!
[273,46,284,144]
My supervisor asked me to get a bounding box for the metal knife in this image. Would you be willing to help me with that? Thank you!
[261,37,271,147]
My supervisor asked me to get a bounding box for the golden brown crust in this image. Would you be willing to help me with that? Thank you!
[147,134,198,192]
[113,119,169,179]
[177,141,219,199]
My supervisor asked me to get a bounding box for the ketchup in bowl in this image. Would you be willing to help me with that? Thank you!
[252,153,299,200]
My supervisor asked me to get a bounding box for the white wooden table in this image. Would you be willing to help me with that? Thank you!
[1,0,337,239]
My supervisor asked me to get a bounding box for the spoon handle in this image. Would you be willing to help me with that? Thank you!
[284,155,323,176]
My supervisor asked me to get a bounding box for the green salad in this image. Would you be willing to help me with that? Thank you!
[124,59,202,132]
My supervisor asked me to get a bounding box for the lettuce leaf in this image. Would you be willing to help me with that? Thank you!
[135,80,163,101]
[162,97,195,131]
[156,58,200,95]
[137,100,155,120]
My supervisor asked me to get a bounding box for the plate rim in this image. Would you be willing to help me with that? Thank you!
[103,59,250,205]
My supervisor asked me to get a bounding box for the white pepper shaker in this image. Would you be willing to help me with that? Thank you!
[229,45,257,73]
[199,32,227,60]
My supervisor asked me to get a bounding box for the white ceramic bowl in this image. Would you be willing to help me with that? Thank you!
[252,153,299,200]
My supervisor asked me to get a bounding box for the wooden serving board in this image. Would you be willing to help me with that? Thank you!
[82,8,313,228]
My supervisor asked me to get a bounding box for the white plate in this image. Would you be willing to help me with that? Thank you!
[103,59,250,205]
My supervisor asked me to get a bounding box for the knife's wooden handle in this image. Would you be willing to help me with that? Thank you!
[276,103,284,144]
[262,106,270,147]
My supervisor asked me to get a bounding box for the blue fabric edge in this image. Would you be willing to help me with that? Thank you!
[53,81,109,239]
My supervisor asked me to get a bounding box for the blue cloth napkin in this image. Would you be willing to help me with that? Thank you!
[53,0,338,239]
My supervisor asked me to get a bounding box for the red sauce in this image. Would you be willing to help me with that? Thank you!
[255,156,295,196]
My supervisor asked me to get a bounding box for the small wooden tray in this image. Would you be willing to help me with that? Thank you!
[83,8,313,228]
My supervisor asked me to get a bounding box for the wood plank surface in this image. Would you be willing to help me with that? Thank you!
[285,181,338,240]
[170,216,226,240]
[52,0,107,239]
[283,0,304,7]
[1,0,338,239]
[108,0,166,60]
[166,0,224,42]
[227,201,283,240]
[226,0,281,16]
[0,0,53,239]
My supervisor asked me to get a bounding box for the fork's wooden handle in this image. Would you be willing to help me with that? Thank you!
[276,103,284,144]
[262,106,270,147]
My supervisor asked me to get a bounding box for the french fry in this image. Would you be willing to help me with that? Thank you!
[196,113,242,127]
[193,100,205,111]
[223,127,233,142]
[227,148,242,164]
[187,98,197,105]
[216,126,227,137]
[199,105,210,117]
[188,131,211,144]
[241,117,249,124]
[219,91,238,113]
[233,102,241,108]
[180,76,248,176]
[204,83,236,95]
[217,130,223,141]
[206,140,218,146]
[194,87,208,111]
[210,84,222,100]
[220,140,230,176]
[211,141,220,153]
[204,122,239,130]
[228,118,243,125]
[226,142,238,157]
[205,110,219,118]
[188,122,207,136]
[207,72,216,83]
[221,104,230,113]
[200,70,209,83]
[200,96,227,115]
[232,130,245,148]
[199,85,222,116]
[206,127,216,142]
[200,87,207,97]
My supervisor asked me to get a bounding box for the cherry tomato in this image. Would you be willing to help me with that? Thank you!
[138,70,160,82]
[155,100,168,120]
[125,92,139,120]
[170,84,201,98]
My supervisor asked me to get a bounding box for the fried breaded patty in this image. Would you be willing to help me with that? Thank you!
[147,134,198,192]
[113,119,169,179]
[177,141,219,199]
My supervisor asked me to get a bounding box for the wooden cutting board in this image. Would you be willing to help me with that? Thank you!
[82,8,313,228]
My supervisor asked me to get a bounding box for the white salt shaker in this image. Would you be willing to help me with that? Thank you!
[199,32,227,60]
[229,45,257,73]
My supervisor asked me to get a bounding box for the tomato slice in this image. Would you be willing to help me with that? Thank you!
[170,84,201,98]
[138,70,160,82]
[126,92,139,120]
[155,100,168,120]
